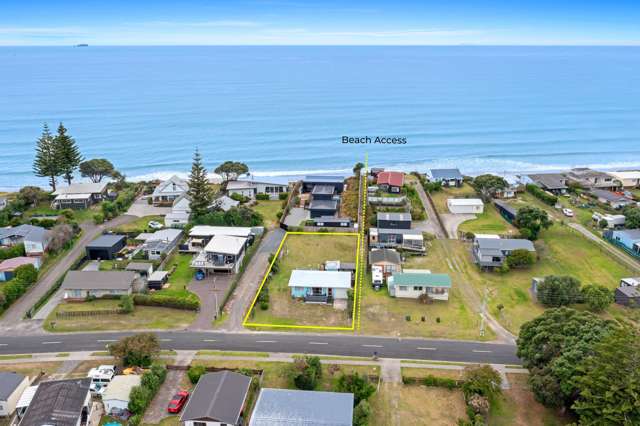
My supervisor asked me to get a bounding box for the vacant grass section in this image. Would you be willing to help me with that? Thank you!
[251,200,282,229]
[111,215,164,233]
[249,233,358,328]
[429,183,477,214]
[431,224,635,334]
[459,203,516,235]
[44,299,196,332]
[370,383,467,426]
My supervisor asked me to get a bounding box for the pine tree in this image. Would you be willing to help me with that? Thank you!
[33,123,61,191]
[187,149,213,219]
[54,123,83,185]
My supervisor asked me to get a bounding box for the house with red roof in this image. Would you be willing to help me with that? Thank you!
[376,171,405,193]
[0,257,40,282]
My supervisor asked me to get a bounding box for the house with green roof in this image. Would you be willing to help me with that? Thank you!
[387,270,451,301]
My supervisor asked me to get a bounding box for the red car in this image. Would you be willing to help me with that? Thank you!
[167,391,189,413]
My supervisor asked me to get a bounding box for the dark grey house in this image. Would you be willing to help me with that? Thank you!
[526,173,568,194]
[430,168,464,187]
[311,185,336,200]
[19,378,92,426]
[615,286,640,308]
[309,199,338,218]
[377,212,411,229]
[180,371,252,426]
[312,216,352,228]
[302,176,345,193]
[472,237,536,269]
[86,234,126,260]
[493,200,518,224]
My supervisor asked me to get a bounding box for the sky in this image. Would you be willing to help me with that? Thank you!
[1,0,640,46]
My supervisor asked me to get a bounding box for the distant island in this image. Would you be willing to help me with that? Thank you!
[75,43,89,47]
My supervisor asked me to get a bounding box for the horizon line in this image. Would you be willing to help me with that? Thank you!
[2,43,640,48]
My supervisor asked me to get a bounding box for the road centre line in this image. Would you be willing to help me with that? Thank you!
[416,347,437,350]
[308,342,328,345]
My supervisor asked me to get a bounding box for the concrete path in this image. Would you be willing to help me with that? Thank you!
[126,197,171,217]
[142,350,195,424]
[413,182,446,239]
[187,274,233,330]
[380,358,402,383]
[0,214,137,330]
[440,213,476,239]
[568,223,640,272]
[221,228,286,331]
[283,207,308,227]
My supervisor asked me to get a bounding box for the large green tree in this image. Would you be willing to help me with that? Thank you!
[537,275,582,307]
[108,332,160,367]
[514,206,552,240]
[33,123,61,191]
[517,308,614,409]
[54,123,83,185]
[572,328,640,425]
[623,207,640,229]
[188,149,214,218]
[214,161,249,184]
[473,174,508,200]
[581,284,612,312]
[79,158,116,182]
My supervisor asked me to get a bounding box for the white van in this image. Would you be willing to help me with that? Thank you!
[87,364,116,394]
[372,266,384,290]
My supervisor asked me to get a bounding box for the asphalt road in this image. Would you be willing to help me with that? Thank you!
[0,331,520,365]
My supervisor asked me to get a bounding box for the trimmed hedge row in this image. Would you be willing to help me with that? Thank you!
[133,293,200,311]
[128,364,167,426]
[402,374,462,390]
[0,264,38,314]
[525,184,558,206]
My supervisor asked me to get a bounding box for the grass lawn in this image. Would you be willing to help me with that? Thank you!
[0,361,63,378]
[158,252,195,297]
[44,299,196,332]
[429,183,478,214]
[23,202,100,224]
[459,203,517,235]
[249,234,358,328]
[252,200,282,229]
[429,224,635,334]
[111,215,164,233]
[370,383,467,426]
[190,359,379,391]
[360,274,494,341]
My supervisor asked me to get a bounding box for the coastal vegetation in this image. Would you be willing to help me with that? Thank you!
[79,158,118,182]
[32,123,83,190]
[187,148,214,218]
[214,160,249,184]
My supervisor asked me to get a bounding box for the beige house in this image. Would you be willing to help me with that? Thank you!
[0,372,30,417]
[61,271,137,300]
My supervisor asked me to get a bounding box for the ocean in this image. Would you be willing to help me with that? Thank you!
[1,46,639,190]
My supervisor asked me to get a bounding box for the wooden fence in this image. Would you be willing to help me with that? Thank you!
[56,308,125,318]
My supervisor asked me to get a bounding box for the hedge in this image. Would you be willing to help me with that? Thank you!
[402,374,461,390]
[0,264,39,313]
[0,243,25,261]
[256,193,270,201]
[525,184,558,206]
[133,293,200,311]
[128,364,167,423]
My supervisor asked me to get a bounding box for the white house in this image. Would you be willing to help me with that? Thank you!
[387,270,452,301]
[152,175,189,206]
[0,372,30,417]
[592,212,626,229]
[52,182,108,210]
[226,180,288,200]
[606,171,640,188]
[136,228,183,260]
[102,375,141,414]
[288,269,351,306]
[447,198,484,214]
[165,194,191,228]
[191,235,248,274]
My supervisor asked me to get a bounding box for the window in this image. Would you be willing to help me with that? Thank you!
[413,286,423,291]
[398,286,408,291]
[194,422,207,426]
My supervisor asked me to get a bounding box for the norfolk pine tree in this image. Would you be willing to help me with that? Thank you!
[33,123,61,191]
[54,123,83,185]
[187,149,213,218]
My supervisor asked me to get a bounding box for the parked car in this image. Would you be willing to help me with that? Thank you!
[562,208,574,217]
[148,220,163,229]
[168,391,189,413]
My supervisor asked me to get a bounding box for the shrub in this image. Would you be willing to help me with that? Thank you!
[133,293,200,310]
[353,400,372,426]
[423,375,459,389]
[581,284,612,312]
[128,386,152,414]
[537,275,582,307]
[15,264,38,285]
[291,356,322,390]
[259,301,269,310]
[109,333,160,367]
[461,365,502,400]
[506,249,536,268]
[119,295,134,313]
[467,394,490,416]
[0,243,25,261]
[256,193,270,200]
[279,192,289,200]
[335,372,376,405]
[525,184,558,206]
[188,365,207,384]
[93,213,105,224]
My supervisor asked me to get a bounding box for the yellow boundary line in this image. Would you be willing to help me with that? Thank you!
[243,231,360,330]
